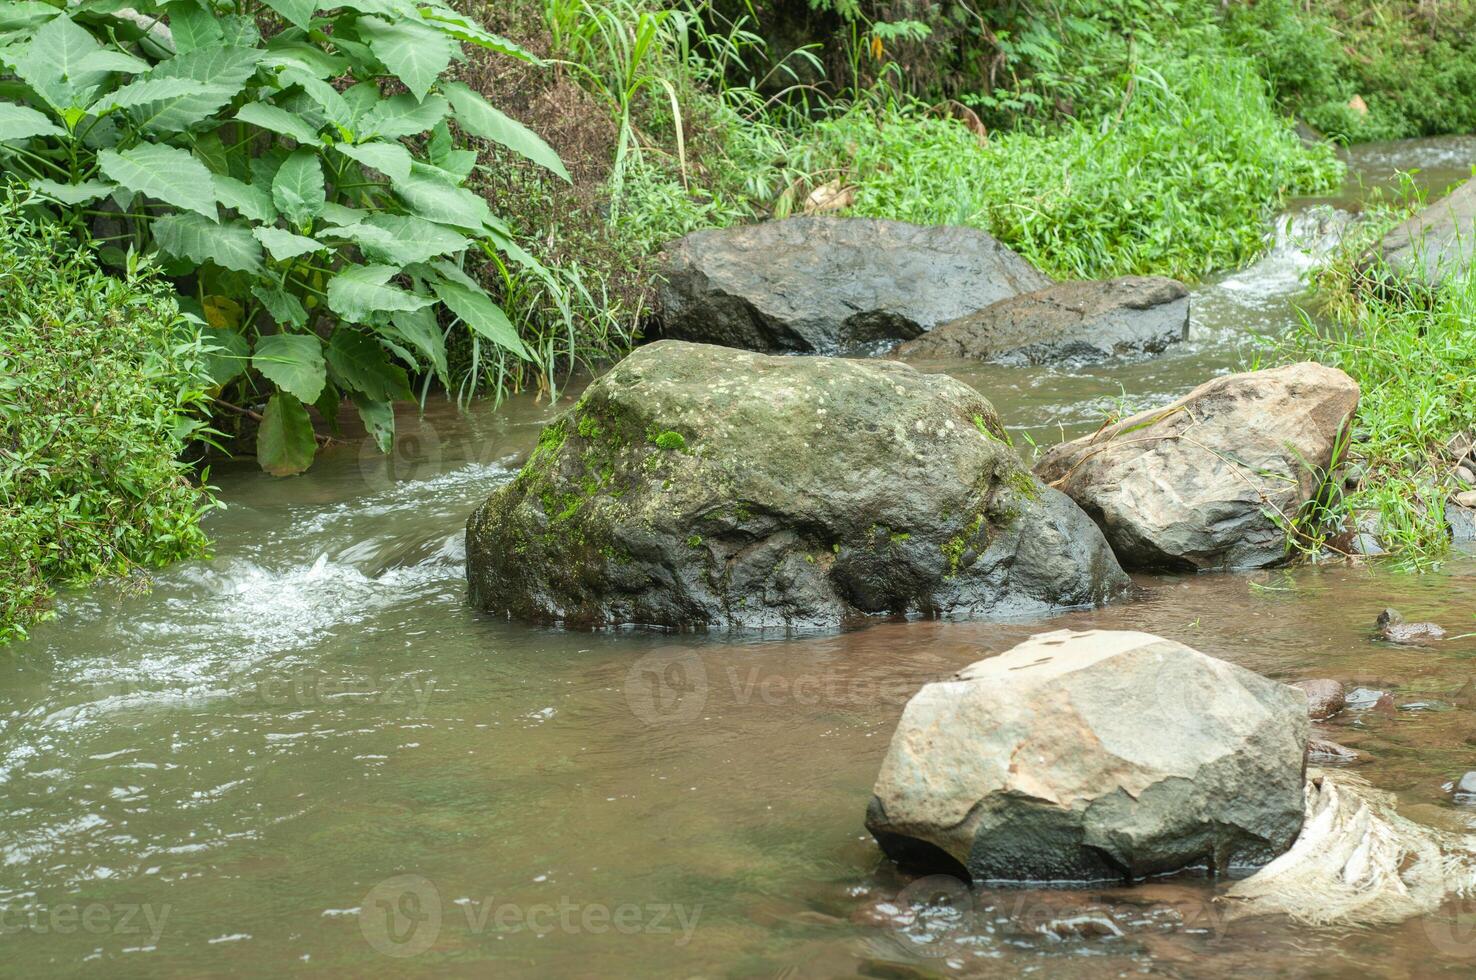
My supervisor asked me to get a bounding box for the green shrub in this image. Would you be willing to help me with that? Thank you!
[793,52,1342,281]
[0,0,569,475]
[0,195,218,643]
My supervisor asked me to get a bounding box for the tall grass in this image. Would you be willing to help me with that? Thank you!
[791,53,1343,282]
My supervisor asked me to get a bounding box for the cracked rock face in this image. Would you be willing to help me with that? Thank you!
[465,341,1127,630]
[867,630,1308,882]
[655,216,1051,354]
[894,276,1189,365]
[1033,363,1360,571]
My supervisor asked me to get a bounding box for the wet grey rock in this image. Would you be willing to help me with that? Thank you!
[1450,503,1476,553]
[867,630,1308,882]
[1345,687,1393,711]
[1034,364,1360,571]
[1454,772,1476,803]
[655,216,1050,353]
[893,276,1188,365]
[466,341,1129,630]
[1307,738,1360,762]
[1292,679,1345,720]
[1367,178,1476,291]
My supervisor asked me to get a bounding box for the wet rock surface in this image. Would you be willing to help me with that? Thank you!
[1034,363,1360,571]
[1293,679,1346,720]
[655,216,1050,353]
[1367,177,1475,290]
[466,341,1128,630]
[1376,608,1446,644]
[867,629,1308,882]
[893,276,1189,365]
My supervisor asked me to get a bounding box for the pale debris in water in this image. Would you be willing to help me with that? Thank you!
[1223,768,1476,925]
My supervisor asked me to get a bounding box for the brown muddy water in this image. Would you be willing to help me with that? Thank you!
[4,139,1476,978]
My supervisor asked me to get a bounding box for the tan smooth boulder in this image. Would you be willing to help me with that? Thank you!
[866,630,1308,882]
[1034,363,1359,570]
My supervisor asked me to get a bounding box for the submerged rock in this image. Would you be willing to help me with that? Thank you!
[1375,608,1446,644]
[866,629,1308,882]
[1034,363,1360,571]
[465,342,1128,630]
[1292,678,1345,720]
[1366,177,1476,290]
[655,216,1050,353]
[893,276,1189,365]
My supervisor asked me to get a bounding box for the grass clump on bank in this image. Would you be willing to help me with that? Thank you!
[792,54,1342,281]
[1282,176,1474,566]
[0,198,218,643]
[1286,272,1476,566]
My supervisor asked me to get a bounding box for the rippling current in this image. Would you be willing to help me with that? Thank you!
[4,137,1475,977]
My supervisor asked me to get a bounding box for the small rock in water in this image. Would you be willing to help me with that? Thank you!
[1448,502,1476,546]
[1375,607,1446,644]
[1307,737,1361,762]
[1292,678,1345,720]
[1344,687,1394,711]
[1453,772,1476,804]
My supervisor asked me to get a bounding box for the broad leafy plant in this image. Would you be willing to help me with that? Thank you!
[0,0,569,474]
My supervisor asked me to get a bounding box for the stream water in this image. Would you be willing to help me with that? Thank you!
[5,138,1476,978]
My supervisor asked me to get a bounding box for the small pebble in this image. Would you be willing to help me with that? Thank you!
[1458,465,1476,486]
[1458,490,1476,508]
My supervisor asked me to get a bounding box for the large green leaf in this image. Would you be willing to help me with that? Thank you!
[261,0,317,30]
[200,325,250,386]
[0,102,63,140]
[165,0,225,53]
[325,327,413,403]
[98,143,217,218]
[11,15,106,112]
[253,333,326,403]
[280,68,354,131]
[335,214,467,266]
[357,15,454,102]
[262,39,347,78]
[74,50,152,75]
[395,164,491,231]
[420,8,538,61]
[272,147,326,228]
[431,276,529,358]
[386,307,448,384]
[212,174,276,222]
[130,45,262,133]
[257,391,317,476]
[352,391,395,455]
[251,283,308,328]
[326,263,435,323]
[152,212,265,274]
[29,178,116,204]
[333,140,412,182]
[93,77,201,113]
[445,82,569,182]
[236,101,322,144]
[254,225,325,260]
[357,92,447,141]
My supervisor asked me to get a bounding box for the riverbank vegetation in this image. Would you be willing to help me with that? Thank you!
[1283,182,1476,567]
[0,195,218,643]
[2,0,1473,636]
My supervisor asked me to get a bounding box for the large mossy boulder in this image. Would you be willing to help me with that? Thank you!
[893,276,1189,365]
[867,629,1308,882]
[1034,363,1359,571]
[655,216,1051,354]
[466,341,1128,630]
[1366,177,1475,291]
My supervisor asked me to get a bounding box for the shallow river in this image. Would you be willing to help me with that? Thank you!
[5,138,1476,977]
